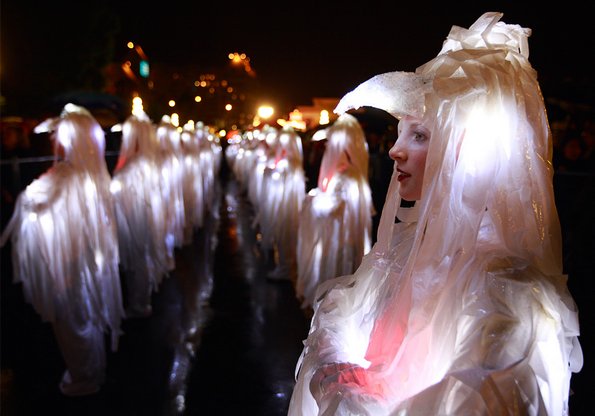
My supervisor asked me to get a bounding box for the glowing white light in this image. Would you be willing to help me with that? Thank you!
[312,129,328,142]
[27,212,38,222]
[56,122,72,149]
[312,192,336,213]
[84,177,96,198]
[63,103,79,113]
[38,211,54,238]
[258,105,274,119]
[110,179,122,194]
[132,96,144,117]
[319,109,330,125]
[272,171,281,180]
[161,166,171,182]
[140,161,151,177]
[276,159,288,170]
[463,104,508,176]
[95,250,104,270]
[33,118,55,134]
[342,322,372,368]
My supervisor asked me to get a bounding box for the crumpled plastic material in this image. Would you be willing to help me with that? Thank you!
[1,104,125,394]
[256,126,306,275]
[296,114,374,309]
[289,12,583,416]
[156,117,187,251]
[111,112,174,316]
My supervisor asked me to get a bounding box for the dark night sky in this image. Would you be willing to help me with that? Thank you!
[2,0,594,117]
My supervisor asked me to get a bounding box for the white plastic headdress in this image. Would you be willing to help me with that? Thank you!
[37,103,107,172]
[317,113,368,190]
[116,112,159,170]
[336,12,559,275]
[334,11,565,374]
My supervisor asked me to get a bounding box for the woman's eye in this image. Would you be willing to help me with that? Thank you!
[413,131,427,142]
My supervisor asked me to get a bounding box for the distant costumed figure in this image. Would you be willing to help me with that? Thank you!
[180,122,206,242]
[111,112,174,317]
[156,116,186,250]
[296,113,374,309]
[195,122,221,216]
[289,13,583,415]
[258,126,306,281]
[231,130,259,195]
[248,126,277,210]
[1,104,125,396]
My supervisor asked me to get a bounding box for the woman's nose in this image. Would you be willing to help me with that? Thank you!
[388,142,405,161]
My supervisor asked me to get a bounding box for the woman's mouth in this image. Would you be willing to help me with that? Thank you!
[397,169,410,182]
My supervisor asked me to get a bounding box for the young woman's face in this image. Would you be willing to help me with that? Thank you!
[388,116,430,201]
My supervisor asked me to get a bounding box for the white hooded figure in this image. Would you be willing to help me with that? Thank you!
[180,122,205,243]
[196,123,221,216]
[1,104,125,396]
[288,12,582,415]
[156,116,186,250]
[111,112,174,317]
[296,114,374,310]
[258,126,306,281]
[248,126,276,210]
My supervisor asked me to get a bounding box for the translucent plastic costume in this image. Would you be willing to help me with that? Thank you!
[1,104,125,396]
[180,123,205,242]
[258,126,306,280]
[296,114,373,309]
[111,112,174,317]
[230,131,255,194]
[249,126,277,210]
[156,116,186,249]
[195,122,220,217]
[289,13,583,415]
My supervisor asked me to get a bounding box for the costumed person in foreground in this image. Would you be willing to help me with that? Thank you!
[111,111,174,317]
[288,12,583,415]
[296,113,374,311]
[1,104,125,396]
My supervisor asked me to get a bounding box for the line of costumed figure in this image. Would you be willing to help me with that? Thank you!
[1,104,222,396]
[225,115,376,312]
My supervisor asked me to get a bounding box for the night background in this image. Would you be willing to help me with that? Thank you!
[2,0,594,121]
[1,1,594,415]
